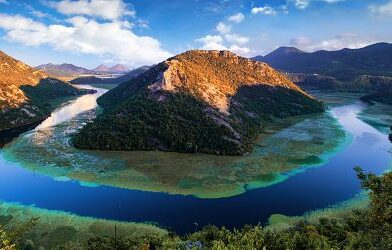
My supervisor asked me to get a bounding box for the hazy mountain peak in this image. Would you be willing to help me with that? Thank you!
[110,64,129,72]
[93,64,129,73]
[268,47,305,56]
[93,64,111,72]
[35,63,94,77]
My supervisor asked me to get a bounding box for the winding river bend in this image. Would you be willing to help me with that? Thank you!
[0,86,391,234]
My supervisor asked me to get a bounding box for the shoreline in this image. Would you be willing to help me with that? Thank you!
[0,117,49,148]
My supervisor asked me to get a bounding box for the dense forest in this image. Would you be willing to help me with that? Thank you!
[73,85,323,155]
[288,73,392,92]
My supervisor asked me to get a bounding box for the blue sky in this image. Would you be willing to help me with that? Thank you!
[0,0,391,69]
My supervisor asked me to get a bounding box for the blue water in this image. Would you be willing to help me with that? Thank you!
[0,91,391,234]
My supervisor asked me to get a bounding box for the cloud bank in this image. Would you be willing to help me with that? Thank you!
[0,13,171,67]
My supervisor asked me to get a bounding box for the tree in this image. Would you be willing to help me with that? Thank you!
[353,129,392,249]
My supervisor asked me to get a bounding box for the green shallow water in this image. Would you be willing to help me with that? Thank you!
[2,105,347,198]
[358,102,392,135]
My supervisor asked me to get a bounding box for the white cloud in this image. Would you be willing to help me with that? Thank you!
[228,13,245,23]
[369,1,392,17]
[195,34,251,56]
[196,35,227,50]
[251,6,277,16]
[0,14,171,67]
[323,0,345,3]
[225,34,249,45]
[49,0,135,20]
[290,36,312,47]
[216,22,231,34]
[292,0,345,10]
[292,33,382,51]
[229,45,250,55]
[196,35,223,45]
[294,0,311,9]
[0,0,8,4]
[196,15,251,56]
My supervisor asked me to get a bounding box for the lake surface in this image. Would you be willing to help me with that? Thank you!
[0,87,391,234]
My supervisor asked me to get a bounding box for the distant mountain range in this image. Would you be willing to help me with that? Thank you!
[35,63,131,77]
[35,63,96,77]
[70,65,151,85]
[73,50,323,155]
[253,43,392,91]
[93,64,129,73]
[0,51,92,131]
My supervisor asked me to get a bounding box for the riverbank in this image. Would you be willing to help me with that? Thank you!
[0,89,97,148]
[0,201,172,249]
[0,117,48,147]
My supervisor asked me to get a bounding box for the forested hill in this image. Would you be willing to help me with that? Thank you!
[0,51,92,131]
[73,50,323,155]
[253,43,392,91]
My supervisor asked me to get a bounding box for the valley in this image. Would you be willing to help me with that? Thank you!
[0,84,391,237]
[1,0,392,247]
[0,44,392,248]
[0,51,94,133]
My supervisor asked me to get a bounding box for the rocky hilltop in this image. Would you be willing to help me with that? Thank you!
[73,50,323,155]
[0,51,92,131]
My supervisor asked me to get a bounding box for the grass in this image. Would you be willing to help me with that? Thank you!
[266,192,369,232]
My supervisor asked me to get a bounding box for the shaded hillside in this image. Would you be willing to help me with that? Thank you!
[73,50,323,155]
[70,66,151,85]
[35,63,95,77]
[361,88,392,105]
[0,51,93,131]
[286,73,392,92]
[253,43,392,90]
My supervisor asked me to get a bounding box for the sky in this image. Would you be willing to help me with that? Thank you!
[0,0,391,69]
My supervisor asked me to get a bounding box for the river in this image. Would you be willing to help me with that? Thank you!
[0,86,391,234]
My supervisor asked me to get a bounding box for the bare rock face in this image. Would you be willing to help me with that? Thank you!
[74,50,323,155]
[148,50,308,113]
[0,51,47,110]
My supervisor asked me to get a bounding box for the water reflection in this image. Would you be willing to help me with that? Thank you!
[36,86,106,130]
